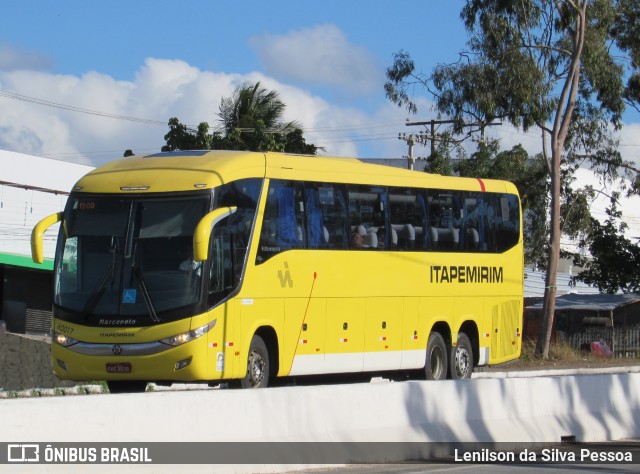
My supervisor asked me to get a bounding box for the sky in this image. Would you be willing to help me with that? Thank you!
[0,0,464,166]
[0,0,639,176]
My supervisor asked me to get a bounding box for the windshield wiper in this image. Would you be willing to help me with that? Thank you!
[132,265,161,323]
[129,240,161,323]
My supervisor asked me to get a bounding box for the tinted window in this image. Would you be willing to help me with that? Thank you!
[389,188,427,250]
[209,178,261,306]
[348,185,387,249]
[305,183,349,250]
[254,179,520,261]
[257,180,305,263]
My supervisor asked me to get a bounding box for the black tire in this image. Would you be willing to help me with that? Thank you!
[240,335,270,388]
[450,332,473,379]
[424,332,448,380]
[107,380,147,394]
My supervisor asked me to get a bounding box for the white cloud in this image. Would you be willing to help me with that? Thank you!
[0,43,53,72]
[618,121,640,167]
[249,24,383,95]
[572,167,640,239]
[0,58,402,165]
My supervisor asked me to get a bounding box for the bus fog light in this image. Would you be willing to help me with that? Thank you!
[175,357,192,370]
[57,359,68,371]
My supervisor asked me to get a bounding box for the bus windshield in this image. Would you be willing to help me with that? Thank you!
[54,194,211,323]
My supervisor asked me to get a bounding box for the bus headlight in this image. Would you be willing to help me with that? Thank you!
[53,332,79,347]
[160,320,216,347]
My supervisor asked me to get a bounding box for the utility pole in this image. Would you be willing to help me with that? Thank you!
[406,119,501,146]
[398,132,427,170]
[399,119,502,170]
[405,119,458,160]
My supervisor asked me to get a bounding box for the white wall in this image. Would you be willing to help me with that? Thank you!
[0,150,93,261]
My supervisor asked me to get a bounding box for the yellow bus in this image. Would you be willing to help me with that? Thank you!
[32,150,523,392]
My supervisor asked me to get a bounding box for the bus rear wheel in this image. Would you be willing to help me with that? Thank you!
[107,381,147,394]
[450,333,473,379]
[240,335,270,388]
[424,332,448,380]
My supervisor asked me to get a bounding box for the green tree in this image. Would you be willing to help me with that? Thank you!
[215,82,318,154]
[385,1,629,359]
[217,82,296,136]
[162,82,318,154]
[613,0,640,114]
[162,117,197,151]
[422,131,458,175]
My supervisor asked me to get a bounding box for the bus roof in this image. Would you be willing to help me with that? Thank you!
[72,150,517,195]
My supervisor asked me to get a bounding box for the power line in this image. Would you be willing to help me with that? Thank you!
[3,88,640,159]
[0,89,169,126]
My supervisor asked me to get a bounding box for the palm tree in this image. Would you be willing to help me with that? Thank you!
[217,82,299,136]
[162,82,318,154]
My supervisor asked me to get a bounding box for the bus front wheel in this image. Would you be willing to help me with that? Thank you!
[424,332,448,381]
[240,335,270,388]
[450,333,473,379]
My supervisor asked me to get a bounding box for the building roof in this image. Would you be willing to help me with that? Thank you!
[526,292,640,311]
[524,268,600,298]
[0,149,93,193]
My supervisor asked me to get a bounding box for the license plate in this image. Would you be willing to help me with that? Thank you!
[106,362,132,374]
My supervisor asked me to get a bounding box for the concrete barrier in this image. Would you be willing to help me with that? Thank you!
[1,372,639,444]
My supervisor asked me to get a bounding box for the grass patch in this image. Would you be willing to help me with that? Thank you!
[508,337,639,370]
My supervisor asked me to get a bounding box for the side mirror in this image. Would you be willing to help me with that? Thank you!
[193,207,237,262]
[31,212,63,264]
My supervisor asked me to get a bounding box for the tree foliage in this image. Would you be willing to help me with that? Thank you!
[613,0,640,113]
[163,118,211,151]
[162,82,318,154]
[422,131,458,175]
[385,1,634,358]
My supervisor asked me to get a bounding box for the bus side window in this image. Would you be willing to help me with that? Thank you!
[305,184,326,249]
[427,191,460,251]
[348,185,387,249]
[460,194,479,252]
[215,178,260,276]
[389,187,426,250]
[463,193,486,252]
[496,194,520,252]
[482,194,498,253]
[306,183,352,249]
[257,180,304,263]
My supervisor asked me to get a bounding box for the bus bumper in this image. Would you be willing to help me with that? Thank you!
[51,337,217,383]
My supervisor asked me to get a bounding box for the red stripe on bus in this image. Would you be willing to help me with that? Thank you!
[477,178,486,192]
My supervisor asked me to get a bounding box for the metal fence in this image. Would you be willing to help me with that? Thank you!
[562,326,640,358]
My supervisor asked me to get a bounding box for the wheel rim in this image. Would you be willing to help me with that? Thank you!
[430,345,444,379]
[455,346,471,378]
[247,350,266,387]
